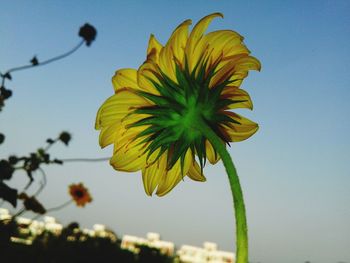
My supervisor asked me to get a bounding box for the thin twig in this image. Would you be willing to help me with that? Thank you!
[1,40,84,88]
[4,40,84,75]
[32,200,73,221]
[33,168,47,197]
[61,157,109,163]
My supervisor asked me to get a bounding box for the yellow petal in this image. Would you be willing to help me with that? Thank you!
[110,131,148,172]
[159,19,191,82]
[201,30,248,71]
[227,56,261,87]
[221,87,253,110]
[147,34,163,63]
[209,58,238,88]
[187,161,206,182]
[234,56,261,72]
[142,153,167,196]
[112,69,139,92]
[203,30,244,55]
[156,149,192,196]
[186,13,223,72]
[95,88,150,130]
[223,112,259,142]
[137,60,161,95]
[205,140,220,164]
[113,113,151,153]
[209,55,261,88]
[99,122,119,148]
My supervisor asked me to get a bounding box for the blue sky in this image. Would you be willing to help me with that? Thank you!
[1,1,350,262]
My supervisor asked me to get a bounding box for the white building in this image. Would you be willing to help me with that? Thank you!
[121,232,175,256]
[1,208,235,262]
[176,242,235,263]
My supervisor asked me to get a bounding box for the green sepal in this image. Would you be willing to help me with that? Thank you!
[214,113,241,125]
[145,129,177,159]
[127,116,157,128]
[167,137,191,170]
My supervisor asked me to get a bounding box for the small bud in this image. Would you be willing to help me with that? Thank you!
[59,131,71,146]
[78,23,97,46]
[46,138,55,144]
[30,56,39,66]
[37,148,45,156]
[18,192,29,200]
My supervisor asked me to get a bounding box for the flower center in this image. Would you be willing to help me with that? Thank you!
[74,190,84,198]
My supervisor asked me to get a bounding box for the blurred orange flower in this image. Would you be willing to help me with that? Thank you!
[69,183,92,207]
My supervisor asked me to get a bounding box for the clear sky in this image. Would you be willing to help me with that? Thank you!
[1,1,350,262]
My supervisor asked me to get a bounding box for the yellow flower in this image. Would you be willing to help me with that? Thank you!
[95,13,260,196]
[69,183,92,207]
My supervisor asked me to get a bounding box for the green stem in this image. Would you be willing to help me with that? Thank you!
[197,118,248,263]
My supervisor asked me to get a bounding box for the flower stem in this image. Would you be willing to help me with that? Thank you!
[197,118,248,263]
[47,199,73,212]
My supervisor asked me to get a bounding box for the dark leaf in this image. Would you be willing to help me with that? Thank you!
[0,182,17,207]
[0,160,14,180]
[0,133,4,144]
[8,155,18,165]
[53,159,63,165]
[0,86,12,99]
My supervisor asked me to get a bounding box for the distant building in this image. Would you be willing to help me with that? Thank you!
[176,242,235,263]
[1,208,235,262]
[0,208,11,220]
[121,232,175,256]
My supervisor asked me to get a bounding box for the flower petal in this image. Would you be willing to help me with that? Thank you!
[147,34,163,63]
[223,112,259,142]
[205,140,220,164]
[113,113,151,152]
[137,60,161,95]
[159,19,191,82]
[187,161,206,182]
[221,87,253,110]
[234,56,261,72]
[99,122,119,148]
[209,55,261,88]
[142,153,167,196]
[112,69,139,92]
[227,56,261,87]
[110,133,148,172]
[186,13,223,72]
[95,88,150,130]
[156,149,192,196]
[203,30,245,58]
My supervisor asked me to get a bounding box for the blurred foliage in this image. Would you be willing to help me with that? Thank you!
[0,219,173,263]
[0,23,96,217]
